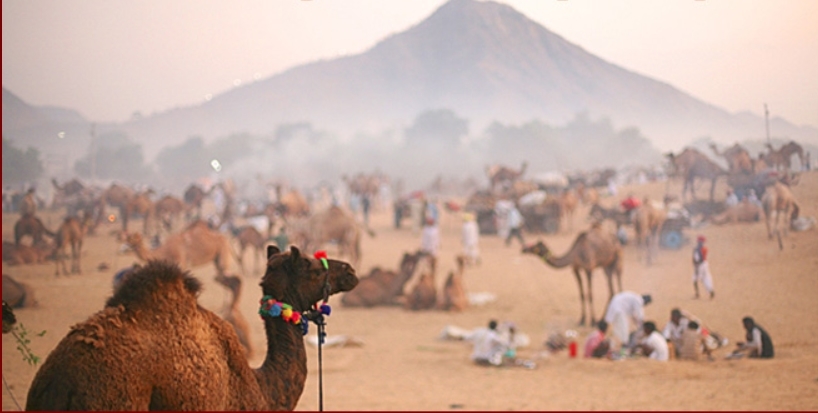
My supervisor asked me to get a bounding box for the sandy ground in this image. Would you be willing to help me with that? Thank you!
[3,172,818,411]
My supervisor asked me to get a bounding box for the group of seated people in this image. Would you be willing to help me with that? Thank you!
[583,308,774,361]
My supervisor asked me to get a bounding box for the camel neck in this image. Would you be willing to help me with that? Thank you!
[256,315,309,410]
[541,250,572,268]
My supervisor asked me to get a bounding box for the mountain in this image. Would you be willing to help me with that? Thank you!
[4,0,817,164]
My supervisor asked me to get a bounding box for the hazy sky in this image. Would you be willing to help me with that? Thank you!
[3,0,817,129]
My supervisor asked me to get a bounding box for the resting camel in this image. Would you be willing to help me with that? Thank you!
[125,220,236,278]
[25,247,359,410]
[3,274,38,309]
[2,240,52,266]
[709,201,763,225]
[522,225,623,326]
[54,216,88,276]
[666,148,727,202]
[761,181,800,242]
[709,143,753,175]
[214,273,253,358]
[232,225,267,276]
[405,255,437,311]
[631,199,667,266]
[14,214,55,246]
[340,250,428,307]
[438,255,468,312]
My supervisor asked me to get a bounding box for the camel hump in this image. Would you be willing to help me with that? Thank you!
[105,260,201,309]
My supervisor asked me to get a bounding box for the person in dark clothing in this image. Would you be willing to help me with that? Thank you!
[731,316,774,359]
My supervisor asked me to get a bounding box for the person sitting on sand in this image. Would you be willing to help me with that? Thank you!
[470,319,510,366]
[632,321,669,361]
[729,316,774,359]
[584,320,611,358]
[676,321,713,361]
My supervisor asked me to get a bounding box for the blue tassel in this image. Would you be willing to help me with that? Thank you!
[320,304,331,316]
[301,322,309,335]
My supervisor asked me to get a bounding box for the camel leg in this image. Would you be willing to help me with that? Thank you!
[585,269,596,326]
[75,240,83,274]
[573,269,586,326]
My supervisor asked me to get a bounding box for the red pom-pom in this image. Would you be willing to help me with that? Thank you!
[314,250,328,260]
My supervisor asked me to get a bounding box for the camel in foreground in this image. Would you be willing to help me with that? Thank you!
[3,274,38,309]
[25,247,359,410]
[522,225,623,326]
[214,273,253,358]
[438,255,468,312]
[761,181,800,242]
[125,220,236,278]
[340,250,428,307]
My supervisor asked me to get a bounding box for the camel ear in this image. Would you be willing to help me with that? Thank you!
[266,245,280,259]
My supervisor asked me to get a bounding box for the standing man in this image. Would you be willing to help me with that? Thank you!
[504,202,525,247]
[604,291,652,352]
[692,235,715,299]
[461,212,481,266]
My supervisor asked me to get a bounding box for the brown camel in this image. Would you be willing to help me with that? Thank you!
[214,273,253,358]
[340,250,428,307]
[438,255,468,312]
[54,216,88,276]
[666,147,727,202]
[3,274,38,309]
[123,189,156,235]
[709,143,753,175]
[405,255,438,311]
[559,189,579,232]
[765,141,806,171]
[183,184,211,220]
[279,188,311,217]
[14,214,55,246]
[294,205,374,267]
[588,202,629,228]
[631,199,667,266]
[25,247,359,410]
[522,225,624,326]
[153,194,186,232]
[233,225,266,275]
[125,220,235,278]
[2,240,52,266]
[486,161,528,192]
[709,201,763,225]
[761,181,800,242]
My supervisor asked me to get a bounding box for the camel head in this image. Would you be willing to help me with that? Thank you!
[260,245,358,312]
[521,240,549,258]
[2,301,16,334]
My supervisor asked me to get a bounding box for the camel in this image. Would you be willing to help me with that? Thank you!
[761,181,800,242]
[293,205,374,267]
[214,273,253,358]
[125,220,236,278]
[486,161,528,192]
[183,184,211,220]
[765,141,806,171]
[588,203,629,228]
[559,189,579,232]
[233,225,266,275]
[438,255,468,312]
[153,195,187,232]
[2,240,52,266]
[405,255,437,311]
[123,189,156,235]
[709,201,763,225]
[278,188,311,217]
[54,216,88,276]
[25,247,359,410]
[3,274,38,309]
[51,178,85,199]
[631,199,667,266]
[522,225,623,326]
[14,214,55,246]
[709,143,753,175]
[340,250,428,307]
[666,147,727,202]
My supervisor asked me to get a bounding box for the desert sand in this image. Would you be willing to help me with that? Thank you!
[3,172,818,411]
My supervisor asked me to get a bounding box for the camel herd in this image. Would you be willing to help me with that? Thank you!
[3,143,809,409]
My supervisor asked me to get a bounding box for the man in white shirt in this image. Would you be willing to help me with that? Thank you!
[604,291,652,351]
[461,212,481,265]
[469,320,510,366]
[636,321,669,361]
[662,308,691,357]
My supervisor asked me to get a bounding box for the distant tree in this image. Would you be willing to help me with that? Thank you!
[208,133,255,168]
[405,109,468,147]
[74,132,152,182]
[154,136,212,186]
[2,137,44,185]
